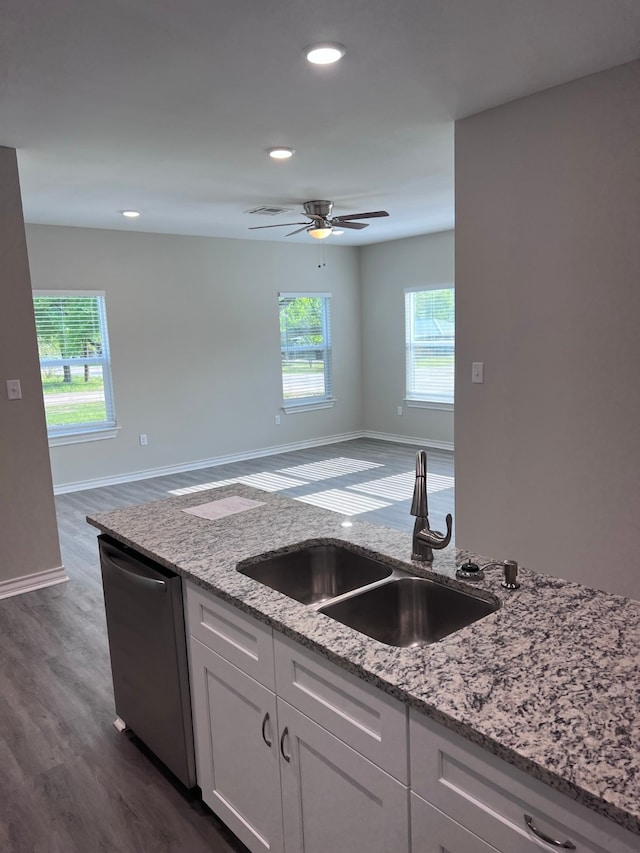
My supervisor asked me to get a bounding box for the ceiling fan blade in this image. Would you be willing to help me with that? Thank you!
[333,210,389,222]
[334,220,368,230]
[286,225,312,237]
[249,221,308,230]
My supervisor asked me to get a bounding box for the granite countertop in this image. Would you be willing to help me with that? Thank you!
[87,484,640,837]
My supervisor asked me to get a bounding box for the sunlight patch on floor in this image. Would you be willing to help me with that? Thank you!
[347,471,454,501]
[168,478,238,496]
[424,473,455,493]
[235,472,307,492]
[347,471,415,500]
[278,457,383,481]
[295,489,390,516]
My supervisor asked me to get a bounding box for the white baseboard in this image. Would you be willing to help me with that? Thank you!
[0,566,69,600]
[362,431,454,453]
[53,431,364,494]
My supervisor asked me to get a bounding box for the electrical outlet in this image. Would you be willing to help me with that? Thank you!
[397,406,403,416]
[275,415,281,425]
[139,433,148,446]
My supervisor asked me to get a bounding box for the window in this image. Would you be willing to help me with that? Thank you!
[279,293,333,411]
[405,287,454,407]
[33,291,117,442]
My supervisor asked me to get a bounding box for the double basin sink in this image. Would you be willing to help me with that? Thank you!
[237,543,499,648]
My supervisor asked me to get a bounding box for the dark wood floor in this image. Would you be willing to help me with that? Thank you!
[0,438,453,852]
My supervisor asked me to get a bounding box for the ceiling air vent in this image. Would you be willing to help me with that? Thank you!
[245,206,293,216]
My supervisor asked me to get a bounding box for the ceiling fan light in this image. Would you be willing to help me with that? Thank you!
[268,147,295,160]
[308,226,333,239]
[305,43,345,65]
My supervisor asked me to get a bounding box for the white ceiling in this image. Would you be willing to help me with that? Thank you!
[2,0,639,245]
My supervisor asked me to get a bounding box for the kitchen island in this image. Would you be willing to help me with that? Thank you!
[87,484,640,849]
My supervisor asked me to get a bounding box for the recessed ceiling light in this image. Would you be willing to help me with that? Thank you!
[332,229,344,236]
[305,43,346,65]
[121,210,140,218]
[268,147,295,160]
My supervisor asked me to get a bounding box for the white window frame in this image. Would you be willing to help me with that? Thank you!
[279,292,334,413]
[33,290,118,445]
[404,286,455,411]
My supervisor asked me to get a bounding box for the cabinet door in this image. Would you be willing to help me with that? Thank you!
[411,793,499,853]
[189,638,284,853]
[277,698,409,853]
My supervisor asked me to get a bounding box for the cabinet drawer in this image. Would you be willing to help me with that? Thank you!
[274,632,408,783]
[410,710,637,853]
[185,581,275,690]
[411,793,499,853]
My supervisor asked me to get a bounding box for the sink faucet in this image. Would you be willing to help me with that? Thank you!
[410,450,453,562]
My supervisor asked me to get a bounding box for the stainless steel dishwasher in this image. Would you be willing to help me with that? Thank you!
[99,534,196,788]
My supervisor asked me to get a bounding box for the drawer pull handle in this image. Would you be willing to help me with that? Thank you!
[524,814,576,850]
[280,726,291,762]
[261,712,272,748]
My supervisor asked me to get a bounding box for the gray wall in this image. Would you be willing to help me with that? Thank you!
[361,231,454,446]
[25,225,363,489]
[0,148,62,584]
[455,60,640,598]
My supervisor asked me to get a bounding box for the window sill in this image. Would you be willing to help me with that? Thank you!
[48,425,120,447]
[282,399,336,414]
[404,399,454,412]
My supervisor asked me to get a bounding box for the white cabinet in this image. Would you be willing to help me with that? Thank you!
[278,698,409,853]
[411,793,500,853]
[274,632,408,783]
[410,710,638,853]
[185,581,638,853]
[185,583,275,689]
[189,638,283,853]
[185,581,409,853]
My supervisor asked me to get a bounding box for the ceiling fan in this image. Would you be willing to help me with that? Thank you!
[248,200,389,239]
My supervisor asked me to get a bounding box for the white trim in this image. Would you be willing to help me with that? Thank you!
[52,430,364,494]
[282,399,335,414]
[403,284,451,294]
[34,288,106,298]
[362,430,454,453]
[405,399,454,412]
[0,566,69,600]
[279,291,332,299]
[49,426,120,446]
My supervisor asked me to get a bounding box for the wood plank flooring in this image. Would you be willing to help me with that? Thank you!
[0,438,453,852]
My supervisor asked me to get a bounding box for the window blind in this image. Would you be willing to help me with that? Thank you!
[279,293,332,405]
[405,288,454,405]
[33,292,116,434]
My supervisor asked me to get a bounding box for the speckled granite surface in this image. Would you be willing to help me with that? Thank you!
[88,484,640,837]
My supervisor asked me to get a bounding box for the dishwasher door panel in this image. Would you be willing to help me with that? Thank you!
[99,536,196,788]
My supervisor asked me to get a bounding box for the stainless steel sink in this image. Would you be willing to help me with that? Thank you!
[319,576,499,647]
[237,544,393,606]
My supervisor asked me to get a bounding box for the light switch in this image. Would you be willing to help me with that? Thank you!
[6,379,22,400]
[471,362,484,384]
